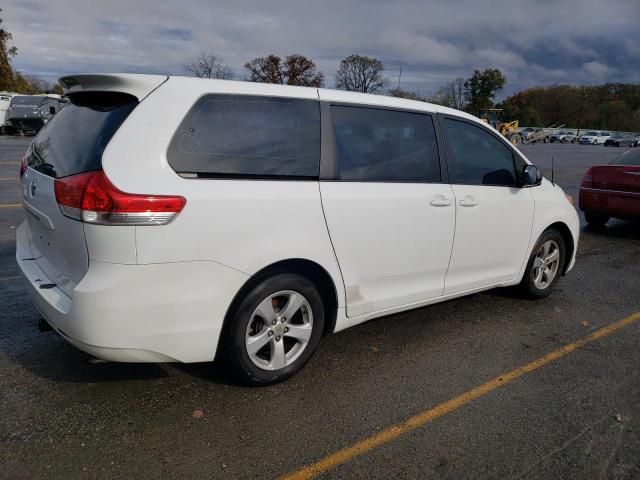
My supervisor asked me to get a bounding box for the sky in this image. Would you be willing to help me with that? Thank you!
[4,0,640,99]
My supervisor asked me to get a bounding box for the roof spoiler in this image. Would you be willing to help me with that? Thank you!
[58,74,168,101]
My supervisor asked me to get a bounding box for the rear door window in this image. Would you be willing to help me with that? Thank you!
[330,106,441,182]
[27,92,137,178]
[443,118,517,186]
[168,95,320,178]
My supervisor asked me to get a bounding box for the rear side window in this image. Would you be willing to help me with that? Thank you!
[27,92,137,178]
[331,106,441,182]
[443,118,516,186]
[168,95,320,178]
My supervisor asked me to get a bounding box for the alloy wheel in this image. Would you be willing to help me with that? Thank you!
[532,240,561,290]
[245,290,313,371]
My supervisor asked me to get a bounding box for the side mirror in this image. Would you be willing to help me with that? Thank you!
[522,164,543,187]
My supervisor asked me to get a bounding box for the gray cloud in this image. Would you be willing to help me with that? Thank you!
[4,0,639,98]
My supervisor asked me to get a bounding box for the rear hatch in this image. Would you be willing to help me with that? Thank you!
[20,92,138,296]
[591,166,640,194]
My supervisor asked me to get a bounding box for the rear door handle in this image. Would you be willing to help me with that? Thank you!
[458,195,479,207]
[430,195,452,207]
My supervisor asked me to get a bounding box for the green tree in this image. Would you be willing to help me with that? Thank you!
[0,10,48,94]
[464,69,506,114]
[0,8,18,91]
[335,55,388,94]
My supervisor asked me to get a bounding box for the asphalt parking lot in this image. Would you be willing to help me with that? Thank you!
[1,136,639,479]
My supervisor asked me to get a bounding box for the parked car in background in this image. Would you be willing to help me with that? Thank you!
[519,127,538,142]
[16,73,579,385]
[634,134,640,147]
[550,130,576,143]
[579,131,611,145]
[604,133,634,147]
[5,95,67,135]
[579,149,640,226]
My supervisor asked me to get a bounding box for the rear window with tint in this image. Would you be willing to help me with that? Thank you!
[167,95,320,178]
[27,92,137,178]
[611,150,640,165]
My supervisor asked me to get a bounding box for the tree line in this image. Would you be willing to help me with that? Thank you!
[1,8,637,131]
[499,84,640,132]
[185,50,640,131]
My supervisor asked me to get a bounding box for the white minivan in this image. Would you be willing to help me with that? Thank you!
[17,74,579,385]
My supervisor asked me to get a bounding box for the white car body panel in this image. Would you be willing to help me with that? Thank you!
[444,185,534,294]
[320,182,456,317]
[16,74,579,364]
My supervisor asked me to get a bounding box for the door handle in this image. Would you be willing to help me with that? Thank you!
[458,195,479,207]
[430,195,452,207]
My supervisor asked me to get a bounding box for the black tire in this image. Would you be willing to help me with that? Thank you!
[509,133,521,146]
[544,136,549,143]
[222,272,325,386]
[585,212,609,227]
[519,229,566,299]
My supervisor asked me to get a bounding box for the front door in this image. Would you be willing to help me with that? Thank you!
[440,116,534,295]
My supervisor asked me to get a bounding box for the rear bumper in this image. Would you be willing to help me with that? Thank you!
[579,188,640,218]
[16,222,249,363]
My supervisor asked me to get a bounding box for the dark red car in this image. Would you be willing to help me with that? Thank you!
[579,149,640,226]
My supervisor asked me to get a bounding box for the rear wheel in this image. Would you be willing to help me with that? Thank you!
[585,212,609,227]
[222,273,325,386]
[519,229,566,299]
[509,133,521,146]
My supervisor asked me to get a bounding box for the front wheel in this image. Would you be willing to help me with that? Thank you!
[222,273,325,386]
[519,230,566,299]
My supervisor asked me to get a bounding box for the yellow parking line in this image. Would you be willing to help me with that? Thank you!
[281,311,640,480]
[0,275,21,281]
[0,203,21,209]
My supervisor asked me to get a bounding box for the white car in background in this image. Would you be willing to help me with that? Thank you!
[579,131,611,145]
[16,74,580,385]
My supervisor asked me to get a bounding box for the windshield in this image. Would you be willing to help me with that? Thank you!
[610,150,640,166]
[27,92,137,178]
[9,96,44,108]
[585,131,598,136]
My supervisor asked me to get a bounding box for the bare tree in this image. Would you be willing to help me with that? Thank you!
[388,87,426,101]
[184,51,233,79]
[428,77,467,110]
[449,77,466,110]
[335,55,388,94]
[244,54,324,86]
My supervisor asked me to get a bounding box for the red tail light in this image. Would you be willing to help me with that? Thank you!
[54,170,186,225]
[580,168,593,188]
